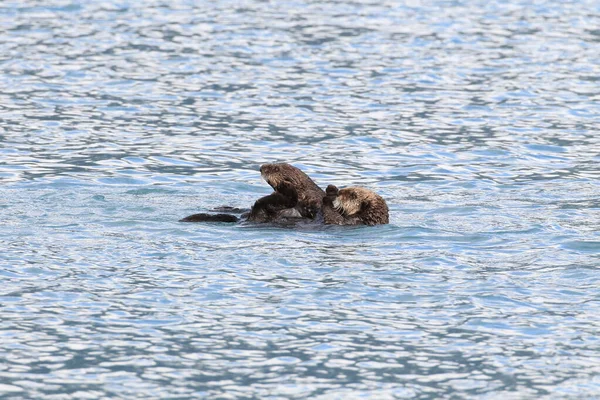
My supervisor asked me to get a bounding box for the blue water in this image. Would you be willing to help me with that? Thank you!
[1,0,600,398]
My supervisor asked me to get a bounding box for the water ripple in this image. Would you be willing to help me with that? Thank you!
[1,0,600,399]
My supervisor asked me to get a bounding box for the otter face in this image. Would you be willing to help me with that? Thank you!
[329,186,389,225]
[260,163,303,190]
[333,187,367,216]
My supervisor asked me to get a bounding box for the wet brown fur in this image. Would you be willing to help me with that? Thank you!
[323,185,389,226]
[260,163,325,219]
[246,179,300,222]
[181,163,325,223]
[181,164,390,226]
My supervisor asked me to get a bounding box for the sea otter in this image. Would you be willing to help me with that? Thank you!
[322,184,389,226]
[180,163,325,223]
[258,163,325,219]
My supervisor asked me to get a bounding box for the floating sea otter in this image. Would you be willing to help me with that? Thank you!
[180,163,389,226]
[322,184,389,226]
[180,163,325,223]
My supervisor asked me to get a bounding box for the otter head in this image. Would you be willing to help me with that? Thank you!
[334,187,389,225]
[332,187,368,216]
[260,163,313,193]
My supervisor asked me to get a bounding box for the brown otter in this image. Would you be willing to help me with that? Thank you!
[180,163,325,223]
[259,163,325,219]
[322,184,389,226]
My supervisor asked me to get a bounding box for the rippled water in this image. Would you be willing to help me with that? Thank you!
[1,0,600,398]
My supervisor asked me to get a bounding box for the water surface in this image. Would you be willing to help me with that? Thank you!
[1,0,599,398]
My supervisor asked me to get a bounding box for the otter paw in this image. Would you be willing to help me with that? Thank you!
[326,184,339,196]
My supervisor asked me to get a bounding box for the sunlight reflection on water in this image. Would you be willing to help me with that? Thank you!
[1,0,600,398]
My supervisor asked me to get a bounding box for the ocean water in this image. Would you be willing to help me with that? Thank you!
[1,0,599,398]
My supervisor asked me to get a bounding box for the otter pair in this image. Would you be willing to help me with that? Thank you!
[181,163,389,226]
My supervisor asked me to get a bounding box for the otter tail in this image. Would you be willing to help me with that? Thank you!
[179,213,239,223]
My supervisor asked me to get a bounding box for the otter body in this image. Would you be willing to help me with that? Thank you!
[258,163,325,220]
[181,163,325,224]
[322,185,389,226]
[180,164,389,226]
